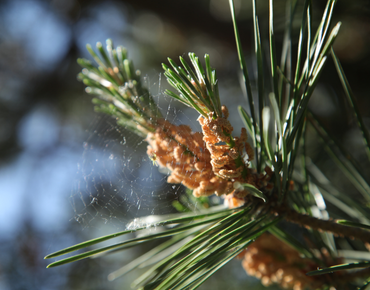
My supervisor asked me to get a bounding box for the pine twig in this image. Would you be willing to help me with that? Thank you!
[273,206,370,243]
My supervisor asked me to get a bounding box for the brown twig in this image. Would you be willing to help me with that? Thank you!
[274,206,370,243]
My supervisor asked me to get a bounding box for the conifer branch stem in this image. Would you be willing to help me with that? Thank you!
[274,206,370,243]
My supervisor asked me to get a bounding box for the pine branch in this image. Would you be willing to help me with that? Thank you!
[45,0,370,289]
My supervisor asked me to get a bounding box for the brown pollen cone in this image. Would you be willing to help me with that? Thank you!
[242,234,327,290]
[146,119,233,197]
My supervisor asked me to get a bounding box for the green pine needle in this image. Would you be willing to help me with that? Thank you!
[307,261,370,276]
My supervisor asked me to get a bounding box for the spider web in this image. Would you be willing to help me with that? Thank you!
[70,87,202,229]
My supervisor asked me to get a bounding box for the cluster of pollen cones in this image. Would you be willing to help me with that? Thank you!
[145,106,270,198]
[240,234,328,290]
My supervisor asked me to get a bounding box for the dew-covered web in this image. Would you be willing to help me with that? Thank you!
[70,77,202,229]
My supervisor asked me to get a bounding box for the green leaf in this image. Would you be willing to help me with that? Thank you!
[86,43,106,69]
[163,89,190,107]
[167,58,211,112]
[186,244,250,290]
[293,0,309,100]
[268,0,279,108]
[308,112,370,203]
[238,106,254,140]
[132,208,252,288]
[269,226,318,262]
[163,55,220,117]
[252,0,265,173]
[307,261,370,276]
[204,54,222,117]
[331,48,370,162]
[235,182,268,202]
[162,216,282,290]
[307,161,370,220]
[45,208,236,259]
[269,93,288,202]
[96,41,113,68]
[336,220,370,231]
[229,0,259,170]
[107,234,190,281]
[154,217,260,289]
[278,0,298,115]
[262,107,273,161]
[46,213,234,268]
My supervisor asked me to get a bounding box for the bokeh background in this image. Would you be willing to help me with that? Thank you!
[1,0,370,289]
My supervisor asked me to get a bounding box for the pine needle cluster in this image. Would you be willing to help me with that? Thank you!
[45,1,370,289]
